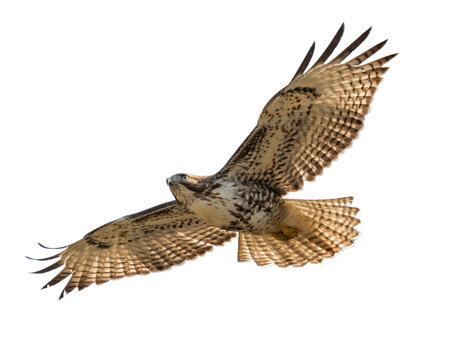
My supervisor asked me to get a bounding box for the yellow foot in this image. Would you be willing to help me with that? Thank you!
[270,225,299,240]
[281,225,299,239]
[270,232,289,240]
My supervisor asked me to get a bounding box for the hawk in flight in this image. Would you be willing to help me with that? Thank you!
[29,24,396,299]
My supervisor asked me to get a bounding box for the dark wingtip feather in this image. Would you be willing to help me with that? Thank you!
[59,282,76,300]
[388,52,399,60]
[347,39,393,66]
[377,53,398,67]
[32,260,63,274]
[26,253,62,261]
[311,23,345,68]
[378,39,388,48]
[331,26,372,64]
[38,242,66,250]
[291,41,315,81]
[40,268,72,290]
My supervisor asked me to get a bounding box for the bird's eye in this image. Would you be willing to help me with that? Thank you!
[183,175,188,180]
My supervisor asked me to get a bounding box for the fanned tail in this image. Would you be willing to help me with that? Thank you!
[238,197,360,267]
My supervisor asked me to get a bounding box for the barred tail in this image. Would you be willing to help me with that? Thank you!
[238,197,360,267]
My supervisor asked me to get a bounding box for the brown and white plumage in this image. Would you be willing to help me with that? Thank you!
[30,24,396,298]
[30,202,235,299]
[219,24,396,195]
[237,197,360,267]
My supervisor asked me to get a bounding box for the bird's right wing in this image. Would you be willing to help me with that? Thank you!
[29,201,236,299]
[218,24,396,195]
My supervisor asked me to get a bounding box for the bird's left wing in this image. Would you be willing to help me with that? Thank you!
[29,201,235,299]
[218,24,396,195]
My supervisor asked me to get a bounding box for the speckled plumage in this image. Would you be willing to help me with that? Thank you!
[30,24,396,298]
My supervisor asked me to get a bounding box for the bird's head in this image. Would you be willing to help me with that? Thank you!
[166,173,207,205]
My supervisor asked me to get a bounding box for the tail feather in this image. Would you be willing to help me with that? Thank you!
[266,236,299,267]
[239,233,273,266]
[285,238,312,266]
[253,235,276,265]
[237,232,251,262]
[316,220,359,241]
[238,197,360,267]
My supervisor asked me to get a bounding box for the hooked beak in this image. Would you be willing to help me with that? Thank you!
[166,176,175,186]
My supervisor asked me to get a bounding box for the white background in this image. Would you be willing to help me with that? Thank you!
[1,1,449,359]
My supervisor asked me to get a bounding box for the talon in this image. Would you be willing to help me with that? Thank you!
[280,225,299,239]
[270,232,289,241]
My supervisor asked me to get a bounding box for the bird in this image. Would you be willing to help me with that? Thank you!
[29,24,396,299]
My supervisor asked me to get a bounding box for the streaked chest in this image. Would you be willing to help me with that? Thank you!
[188,179,283,232]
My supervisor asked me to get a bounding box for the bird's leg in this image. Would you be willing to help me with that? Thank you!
[270,225,299,240]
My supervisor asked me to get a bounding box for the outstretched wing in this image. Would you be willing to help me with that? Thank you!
[218,24,397,195]
[29,201,235,299]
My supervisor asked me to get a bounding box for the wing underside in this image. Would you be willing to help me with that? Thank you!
[29,201,235,299]
[218,24,396,195]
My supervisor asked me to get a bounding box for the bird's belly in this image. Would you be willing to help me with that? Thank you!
[188,181,284,233]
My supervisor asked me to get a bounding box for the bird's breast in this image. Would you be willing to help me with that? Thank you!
[187,179,283,232]
[188,182,239,228]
